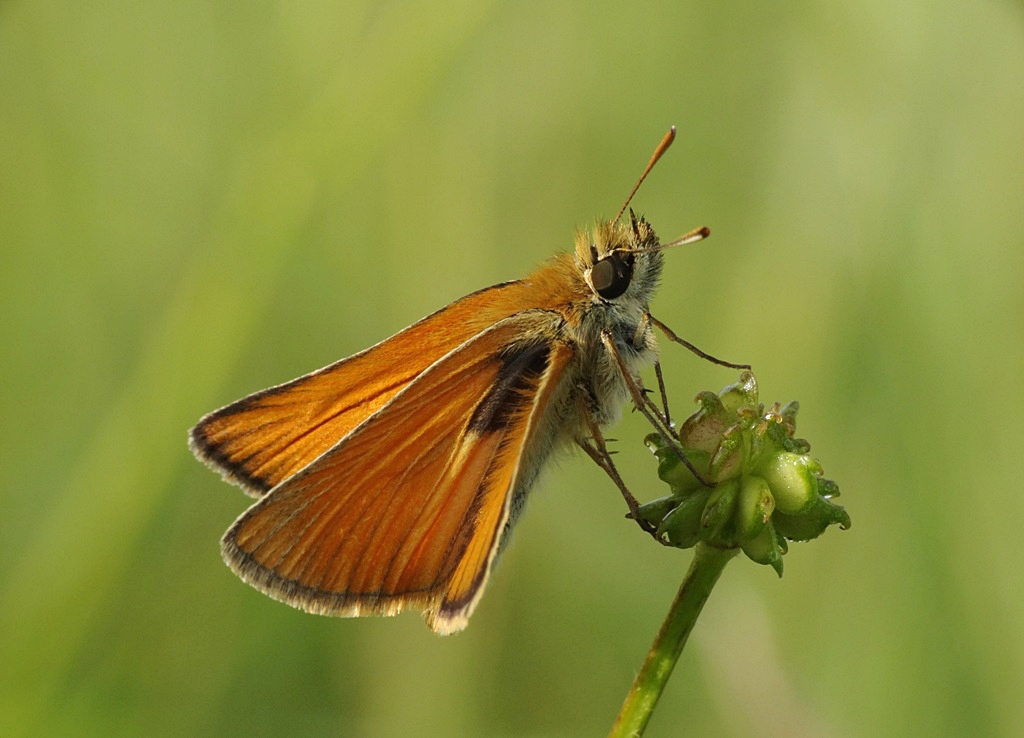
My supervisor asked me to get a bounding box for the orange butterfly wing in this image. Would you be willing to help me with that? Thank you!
[220,311,575,634]
[190,281,537,496]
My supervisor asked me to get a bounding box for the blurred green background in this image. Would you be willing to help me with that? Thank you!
[3,1,1022,736]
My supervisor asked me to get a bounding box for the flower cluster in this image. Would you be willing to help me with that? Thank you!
[636,372,849,574]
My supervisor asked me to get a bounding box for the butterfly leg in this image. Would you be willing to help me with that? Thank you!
[576,402,662,541]
[599,330,713,488]
[631,312,673,427]
[653,361,672,428]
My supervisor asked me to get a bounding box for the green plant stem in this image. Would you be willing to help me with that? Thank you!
[609,543,738,738]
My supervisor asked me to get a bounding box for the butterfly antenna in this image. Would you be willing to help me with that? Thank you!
[614,126,676,224]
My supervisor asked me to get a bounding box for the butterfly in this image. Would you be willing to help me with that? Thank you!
[189,128,744,634]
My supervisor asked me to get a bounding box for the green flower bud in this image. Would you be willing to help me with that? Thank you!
[646,433,710,494]
[632,495,679,529]
[657,487,713,548]
[773,497,851,541]
[739,521,785,576]
[757,451,821,514]
[736,475,775,541]
[717,371,758,415]
[639,371,849,572]
[678,392,728,453]
[708,430,744,482]
[700,478,740,544]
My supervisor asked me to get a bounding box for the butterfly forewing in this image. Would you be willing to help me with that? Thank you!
[220,310,574,633]
[190,281,531,495]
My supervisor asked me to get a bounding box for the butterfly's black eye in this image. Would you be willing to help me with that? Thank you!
[590,252,634,300]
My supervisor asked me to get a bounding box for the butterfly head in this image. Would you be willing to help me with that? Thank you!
[577,209,664,305]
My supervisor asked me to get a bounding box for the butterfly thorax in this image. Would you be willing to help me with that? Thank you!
[517,215,664,440]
